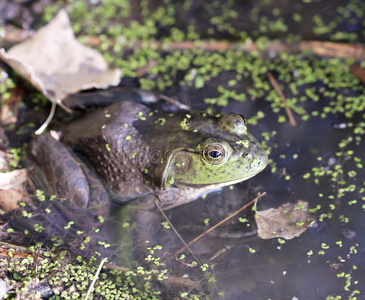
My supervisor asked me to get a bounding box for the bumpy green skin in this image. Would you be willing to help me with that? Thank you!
[61,100,268,210]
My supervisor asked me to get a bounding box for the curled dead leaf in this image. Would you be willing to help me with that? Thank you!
[255,199,313,240]
[0,9,120,103]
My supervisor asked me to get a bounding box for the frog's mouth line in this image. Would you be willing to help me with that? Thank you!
[170,171,264,189]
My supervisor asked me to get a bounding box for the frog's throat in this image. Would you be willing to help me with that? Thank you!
[170,170,262,189]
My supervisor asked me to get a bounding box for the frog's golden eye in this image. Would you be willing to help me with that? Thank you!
[238,114,247,126]
[203,145,226,165]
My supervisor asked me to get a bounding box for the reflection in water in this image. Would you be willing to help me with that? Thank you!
[0,198,117,260]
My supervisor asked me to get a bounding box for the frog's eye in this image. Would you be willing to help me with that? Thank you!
[203,145,226,165]
[238,114,247,126]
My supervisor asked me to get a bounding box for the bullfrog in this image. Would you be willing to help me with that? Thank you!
[31,88,268,211]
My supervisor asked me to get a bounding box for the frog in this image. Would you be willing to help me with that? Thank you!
[30,88,268,211]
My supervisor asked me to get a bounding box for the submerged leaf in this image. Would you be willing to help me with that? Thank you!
[0,9,120,104]
[255,199,313,240]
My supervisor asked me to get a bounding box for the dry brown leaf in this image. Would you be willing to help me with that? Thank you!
[255,199,313,240]
[0,169,28,212]
[0,9,120,105]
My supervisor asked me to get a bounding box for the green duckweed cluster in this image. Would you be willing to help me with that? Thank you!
[0,246,167,299]
[1,233,209,299]
[3,0,365,128]
[33,0,365,127]
[39,0,365,44]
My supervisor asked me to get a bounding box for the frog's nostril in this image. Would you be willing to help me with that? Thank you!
[242,152,253,159]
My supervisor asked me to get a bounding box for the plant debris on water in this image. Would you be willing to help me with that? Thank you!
[255,199,314,240]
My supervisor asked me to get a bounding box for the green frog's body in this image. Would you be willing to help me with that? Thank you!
[31,89,268,210]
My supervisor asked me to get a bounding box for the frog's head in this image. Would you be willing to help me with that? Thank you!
[161,113,268,190]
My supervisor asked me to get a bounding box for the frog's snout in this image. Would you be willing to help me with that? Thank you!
[242,143,268,173]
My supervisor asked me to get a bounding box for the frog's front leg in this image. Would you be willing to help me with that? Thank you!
[30,133,109,212]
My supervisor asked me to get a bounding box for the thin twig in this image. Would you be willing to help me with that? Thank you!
[34,97,72,135]
[0,247,43,260]
[298,41,365,60]
[105,264,132,273]
[84,257,108,300]
[208,248,227,261]
[349,64,365,85]
[84,37,365,60]
[159,94,190,110]
[174,192,266,257]
[267,72,297,126]
[35,247,41,276]
[154,199,202,265]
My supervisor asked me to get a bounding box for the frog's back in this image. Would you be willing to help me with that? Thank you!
[61,101,156,201]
